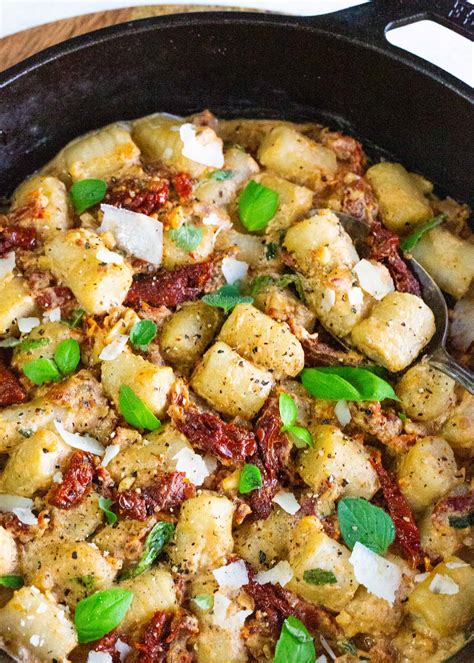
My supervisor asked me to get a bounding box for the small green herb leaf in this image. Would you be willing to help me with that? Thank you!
[301,367,398,402]
[64,308,86,329]
[202,284,253,314]
[120,521,175,580]
[119,385,161,431]
[169,224,203,253]
[239,464,263,494]
[73,575,96,592]
[265,242,278,260]
[18,428,34,438]
[129,319,157,351]
[70,179,107,215]
[0,337,21,348]
[0,575,24,589]
[74,588,133,643]
[54,339,80,375]
[449,513,474,529]
[303,568,337,585]
[274,616,315,663]
[288,425,313,448]
[192,593,214,610]
[338,497,395,554]
[248,273,303,299]
[400,215,445,252]
[239,180,280,232]
[209,169,234,181]
[23,357,60,385]
[98,497,117,525]
[398,412,408,422]
[16,337,50,353]
[279,393,298,431]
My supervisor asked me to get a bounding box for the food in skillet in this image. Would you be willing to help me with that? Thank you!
[0,110,472,663]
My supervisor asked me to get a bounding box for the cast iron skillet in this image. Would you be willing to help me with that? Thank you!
[0,0,472,660]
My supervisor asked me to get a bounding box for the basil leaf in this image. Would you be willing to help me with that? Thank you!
[202,284,253,314]
[301,367,398,402]
[23,357,60,385]
[119,385,161,431]
[209,169,234,181]
[274,616,315,663]
[239,464,263,494]
[169,224,203,252]
[288,425,313,448]
[54,339,80,375]
[70,179,107,215]
[239,180,279,232]
[74,588,133,643]
[303,568,337,585]
[192,593,214,609]
[120,521,175,580]
[400,215,445,252]
[16,337,50,353]
[64,308,85,329]
[449,513,474,529]
[279,393,298,431]
[338,497,395,554]
[248,273,303,299]
[98,496,117,525]
[0,575,24,589]
[129,319,157,351]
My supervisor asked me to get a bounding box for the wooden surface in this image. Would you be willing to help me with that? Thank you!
[0,4,258,72]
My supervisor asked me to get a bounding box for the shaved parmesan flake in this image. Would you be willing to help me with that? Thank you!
[173,447,210,485]
[180,123,224,168]
[99,334,129,361]
[115,640,133,662]
[316,657,328,663]
[53,471,63,483]
[0,251,15,280]
[429,573,459,595]
[320,287,336,313]
[353,259,394,300]
[273,490,300,515]
[99,204,163,266]
[54,420,105,456]
[222,257,249,284]
[13,508,38,526]
[87,653,113,663]
[204,454,218,475]
[334,400,351,427]
[17,317,40,333]
[349,542,401,605]
[202,212,232,230]
[414,572,430,583]
[43,306,61,322]
[213,560,249,590]
[255,561,293,587]
[101,444,120,468]
[96,247,124,265]
[212,591,253,629]
[320,634,336,660]
[0,495,37,526]
[446,561,469,569]
[348,286,364,307]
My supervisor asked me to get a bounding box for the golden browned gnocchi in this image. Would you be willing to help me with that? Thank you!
[0,110,471,663]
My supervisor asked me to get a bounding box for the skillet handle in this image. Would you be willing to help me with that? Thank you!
[303,0,472,46]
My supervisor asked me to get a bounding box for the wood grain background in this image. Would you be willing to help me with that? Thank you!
[0,4,260,72]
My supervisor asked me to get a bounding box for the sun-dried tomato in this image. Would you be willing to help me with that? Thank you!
[0,359,26,406]
[432,489,474,529]
[105,178,170,216]
[322,131,366,176]
[125,261,213,309]
[116,471,195,521]
[300,333,364,368]
[172,405,256,464]
[367,221,421,296]
[134,610,198,663]
[48,451,95,509]
[35,285,76,313]
[247,396,291,520]
[244,573,341,639]
[91,631,121,663]
[172,172,193,201]
[370,457,424,568]
[0,224,37,256]
[341,176,379,224]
